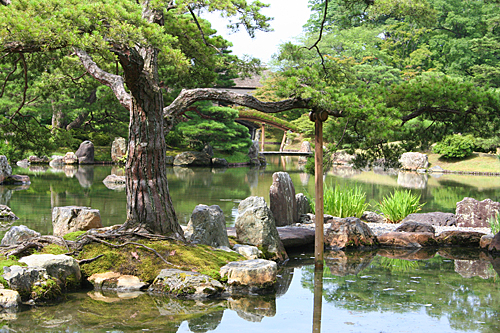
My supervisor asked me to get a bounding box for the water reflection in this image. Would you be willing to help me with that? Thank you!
[312,267,323,333]
[0,250,497,332]
[7,157,500,234]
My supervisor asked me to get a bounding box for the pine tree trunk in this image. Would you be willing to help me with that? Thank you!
[119,46,184,239]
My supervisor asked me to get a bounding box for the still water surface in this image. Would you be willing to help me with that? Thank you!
[2,250,500,333]
[1,157,500,332]
[5,156,500,235]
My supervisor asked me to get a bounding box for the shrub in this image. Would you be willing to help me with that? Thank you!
[433,134,475,159]
[377,190,425,223]
[323,184,369,218]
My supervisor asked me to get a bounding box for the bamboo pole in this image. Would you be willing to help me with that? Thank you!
[261,123,265,152]
[311,111,326,270]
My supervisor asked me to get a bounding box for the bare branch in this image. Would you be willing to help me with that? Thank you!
[188,6,223,55]
[302,0,329,70]
[401,106,462,124]
[164,88,312,119]
[0,54,20,98]
[74,48,131,110]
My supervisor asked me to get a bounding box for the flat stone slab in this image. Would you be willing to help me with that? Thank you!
[228,226,315,248]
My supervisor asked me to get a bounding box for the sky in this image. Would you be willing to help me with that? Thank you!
[203,0,312,64]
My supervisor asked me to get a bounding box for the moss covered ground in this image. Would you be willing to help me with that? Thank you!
[39,238,244,283]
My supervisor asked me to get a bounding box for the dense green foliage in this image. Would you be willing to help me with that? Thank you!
[0,0,270,161]
[254,0,500,167]
[175,103,252,153]
[433,134,475,159]
[377,190,425,223]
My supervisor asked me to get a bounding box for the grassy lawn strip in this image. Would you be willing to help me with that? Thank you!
[427,152,500,173]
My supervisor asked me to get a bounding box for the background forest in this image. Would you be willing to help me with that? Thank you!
[0,0,499,166]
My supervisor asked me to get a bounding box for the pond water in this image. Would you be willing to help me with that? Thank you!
[2,249,500,332]
[2,157,500,332]
[4,156,500,235]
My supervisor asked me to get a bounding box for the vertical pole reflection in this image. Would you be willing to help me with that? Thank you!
[312,266,324,333]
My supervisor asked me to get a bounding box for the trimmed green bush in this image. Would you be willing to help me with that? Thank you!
[377,190,425,223]
[433,134,475,159]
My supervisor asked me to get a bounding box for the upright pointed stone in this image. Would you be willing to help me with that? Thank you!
[269,172,297,227]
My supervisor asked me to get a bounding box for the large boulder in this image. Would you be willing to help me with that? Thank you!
[75,140,95,164]
[394,221,435,234]
[211,157,228,168]
[402,212,457,227]
[88,272,147,291]
[399,152,429,170]
[52,206,103,237]
[149,269,223,299]
[331,150,355,166]
[19,254,81,289]
[0,155,12,184]
[436,230,486,247]
[0,289,21,308]
[1,225,39,246]
[456,197,500,228]
[28,156,50,164]
[233,244,262,260]
[235,196,288,262]
[248,140,261,166]
[185,204,230,248]
[360,211,385,223]
[378,232,436,248]
[220,259,277,295]
[324,217,378,250]
[202,144,214,158]
[62,152,78,165]
[111,137,127,163]
[269,172,298,227]
[488,232,500,252]
[2,266,60,300]
[0,205,19,221]
[296,193,312,216]
[173,151,211,167]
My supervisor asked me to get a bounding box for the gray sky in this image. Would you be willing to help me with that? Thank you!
[204,0,311,63]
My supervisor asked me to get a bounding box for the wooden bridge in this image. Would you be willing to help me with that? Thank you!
[237,110,300,152]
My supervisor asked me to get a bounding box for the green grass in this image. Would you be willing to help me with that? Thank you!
[213,151,250,164]
[377,190,425,223]
[321,184,369,218]
[427,152,500,173]
[489,213,500,234]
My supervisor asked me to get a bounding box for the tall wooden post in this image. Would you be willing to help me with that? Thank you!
[310,111,328,270]
[260,123,265,152]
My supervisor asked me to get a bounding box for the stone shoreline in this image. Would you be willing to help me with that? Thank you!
[295,221,493,237]
[365,222,493,237]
